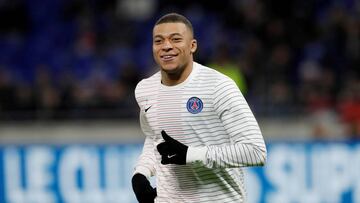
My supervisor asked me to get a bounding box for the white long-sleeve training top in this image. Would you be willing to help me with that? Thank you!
[134,62,266,203]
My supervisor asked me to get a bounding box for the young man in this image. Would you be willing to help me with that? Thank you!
[132,13,267,203]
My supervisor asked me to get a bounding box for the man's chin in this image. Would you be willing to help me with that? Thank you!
[161,65,179,74]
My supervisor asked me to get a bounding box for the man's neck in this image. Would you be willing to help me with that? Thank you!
[161,62,193,86]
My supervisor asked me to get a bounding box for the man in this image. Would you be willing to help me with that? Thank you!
[132,13,266,203]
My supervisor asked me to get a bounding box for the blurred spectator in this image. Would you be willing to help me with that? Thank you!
[208,43,247,94]
[338,77,360,139]
[34,64,61,118]
[0,68,16,111]
[0,0,358,136]
[117,0,157,21]
[260,43,294,115]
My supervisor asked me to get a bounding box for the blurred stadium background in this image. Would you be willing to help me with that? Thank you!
[0,0,359,202]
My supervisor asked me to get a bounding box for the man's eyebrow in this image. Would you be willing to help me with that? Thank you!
[153,33,183,38]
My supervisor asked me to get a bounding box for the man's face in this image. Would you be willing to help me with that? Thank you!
[152,22,197,74]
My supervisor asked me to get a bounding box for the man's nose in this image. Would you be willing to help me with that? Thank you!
[162,40,173,51]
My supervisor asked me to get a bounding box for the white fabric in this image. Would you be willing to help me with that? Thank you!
[134,62,267,202]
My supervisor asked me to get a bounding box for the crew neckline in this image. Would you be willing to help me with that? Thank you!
[160,62,199,89]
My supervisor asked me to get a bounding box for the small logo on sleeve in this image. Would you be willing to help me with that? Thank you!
[186,97,203,114]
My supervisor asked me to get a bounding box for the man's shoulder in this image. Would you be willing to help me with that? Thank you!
[135,71,160,99]
[136,71,160,90]
[195,62,233,84]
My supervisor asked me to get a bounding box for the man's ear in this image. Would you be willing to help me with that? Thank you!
[190,39,197,54]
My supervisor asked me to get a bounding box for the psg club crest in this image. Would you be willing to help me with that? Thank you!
[187,97,203,114]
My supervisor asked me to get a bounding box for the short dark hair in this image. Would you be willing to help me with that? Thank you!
[154,13,194,37]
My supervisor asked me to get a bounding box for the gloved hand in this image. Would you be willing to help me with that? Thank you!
[132,173,157,203]
[157,130,188,165]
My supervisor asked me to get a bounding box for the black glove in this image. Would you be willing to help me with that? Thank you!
[132,173,157,203]
[157,130,188,165]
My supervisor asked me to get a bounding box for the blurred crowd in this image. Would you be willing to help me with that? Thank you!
[0,0,359,137]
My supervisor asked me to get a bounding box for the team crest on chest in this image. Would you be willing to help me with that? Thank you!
[187,97,203,114]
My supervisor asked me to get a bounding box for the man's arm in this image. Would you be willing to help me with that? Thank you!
[132,110,157,202]
[134,80,157,176]
[134,105,157,176]
[134,135,156,177]
[190,78,266,168]
[133,82,157,202]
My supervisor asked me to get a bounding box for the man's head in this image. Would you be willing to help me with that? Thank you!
[152,13,197,77]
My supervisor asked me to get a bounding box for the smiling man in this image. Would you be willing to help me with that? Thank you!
[132,13,267,203]
[152,16,196,85]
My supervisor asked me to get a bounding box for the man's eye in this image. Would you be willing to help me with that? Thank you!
[172,38,182,42]
[154,39,162,43]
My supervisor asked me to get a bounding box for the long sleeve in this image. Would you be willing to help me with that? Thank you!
[133,110,157,178]
[187,77,267,168]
